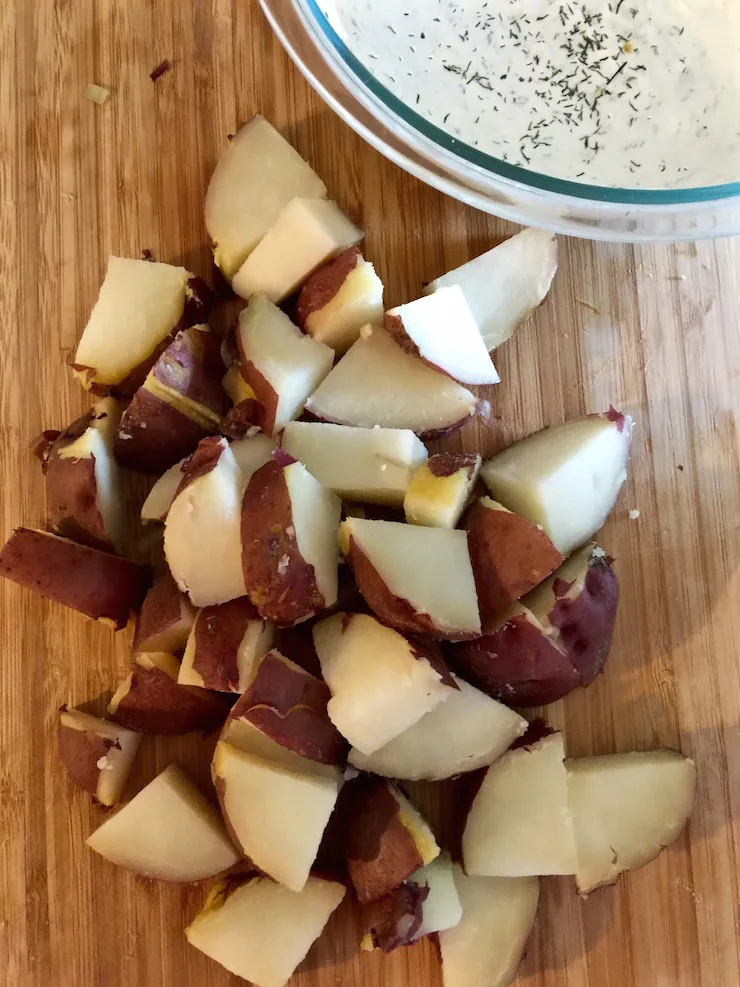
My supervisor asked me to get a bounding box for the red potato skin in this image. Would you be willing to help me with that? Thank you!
[241,460,326,626]
[114,387,212,473]
[448,611,582,707]
[133,573,194,653]
[345,536,477,642]
[58,715,116,798]
[546,556,619,685]
[465,501,563,632]
[221,398,263,440]
[228,650,347,764]
[0,528,150,629]
[190,596,262,692]
[174,435,226,498]
[152,325,228,416]
[364,881,429,953]
[236,340,279,436]
[346,777,426,904]
[427,452,480,478]
[295,247,362,327]
[109,662,229,734]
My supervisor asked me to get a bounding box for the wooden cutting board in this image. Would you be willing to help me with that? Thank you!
[1,1,739,985]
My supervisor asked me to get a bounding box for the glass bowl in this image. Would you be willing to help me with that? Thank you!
[259,0,740,243]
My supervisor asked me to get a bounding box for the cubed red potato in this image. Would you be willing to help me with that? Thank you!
[0,528,150,629]
[178,596,274,692]
[231,197,364,303]
[73,256,210,394]
[236,294,334,437]
[305,328,479,438]
[40,397,128,553]
[133,572,196,653]
[221,650,346,768]
[404,453,481,529]
[86,764,240,882]
[465,497,563,630]
[481,410,634,556]
[424,228,558,351]
[522,543,619,685]
[164,437,248,607]
[339,517,481,641]
[114,385,213,473]
[448,601,581,707]
[58,708,142,806]
[108,651,229,734]
[385,286,499,385]
[296,248,384,353]
[241,457,341,626]
[313,612,458,755]
[345,777,440,904]
[205,115,328,279]
[146,324,228,422]
[185,874,346,987]
[140,460,186,523]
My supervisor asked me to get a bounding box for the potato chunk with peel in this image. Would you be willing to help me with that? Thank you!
[567,749,696,894]
[185,875,345,987]
[86,764,240,881]
[58,709,141,807]
[404,453,481,529]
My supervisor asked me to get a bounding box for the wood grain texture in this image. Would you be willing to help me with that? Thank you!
[1,1,739,985]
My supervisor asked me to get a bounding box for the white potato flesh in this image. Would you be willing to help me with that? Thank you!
[386,285,499,385]
[232,198,364,303]
[228,433,276,480]
[567,749,696,895]
[281,421,428,506]
[313,612,454,755]
[185,875,345,987]
[424,228,558,351]
[212,742,339,893]
[305,257,384,352]
[410,853,463,938]
[439,867,539,987]
[463,732,578,877]
[404,455,481,529]
[341,518,481,639]
[205,116,327,278]
[237,295,334,435]
[164,440,247,607]
[221,715,341,782]
[284,461,342,609]
[481,413,634,556]
[86,764,240,881]
[74,257,191,387]
[305,328,477,435]
[141,460,184,522]
[349,675,527,781]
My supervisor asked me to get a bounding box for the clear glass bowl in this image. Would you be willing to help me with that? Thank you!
[260,0,740,243]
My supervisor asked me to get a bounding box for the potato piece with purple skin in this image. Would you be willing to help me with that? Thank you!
[223,650,347,766]
[0,528,150,629]
[241,456,341,626]
[465,497,563,631]
[108,651,229,734]
[133,572,196,653]
[404,453,481,529]
[40,398,128,553]
[448,603,581,707]
[146,324,228,422]
[296,248,384,354]
[114,385,213,473]
[523,543,619,685]
[58,708,142,806]
[346,777,440,904]
[178,596,274,692]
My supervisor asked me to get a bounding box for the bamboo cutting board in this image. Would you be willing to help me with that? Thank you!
[1,1,739,985]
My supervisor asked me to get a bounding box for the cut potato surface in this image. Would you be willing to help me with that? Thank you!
[481,410,634,556]
[340,517,481,640]
[385,285,499,385]
[140,460,184,522]
[212,741,339,892]
[232,197,364,303]
[282,421,428,507]
[185,875,345,987]
[463,731,578,877]
[229,432,276,480]
[424,228,557,351]
[313,612,457,755]
[439,867,540,987]
[404,452,481,529]
[305,328,478,437]
[348,675,527,781]
[567,749,696,895]
[86,764,240,881]
[205,115,327,278]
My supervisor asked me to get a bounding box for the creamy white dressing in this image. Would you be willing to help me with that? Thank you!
[318,0,740,189]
